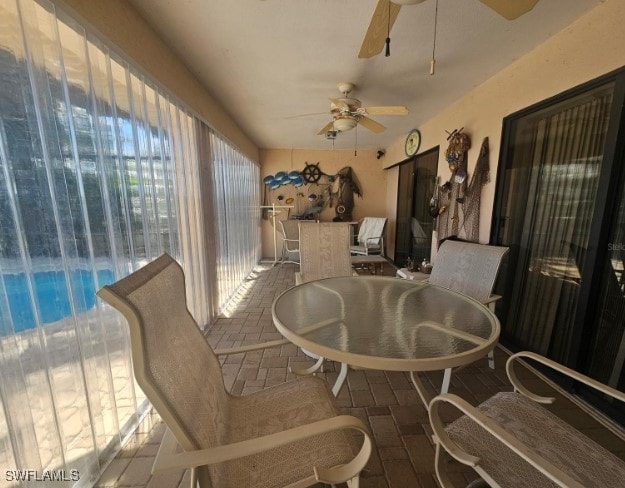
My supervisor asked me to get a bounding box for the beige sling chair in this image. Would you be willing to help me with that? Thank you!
[429,351,625,487]
[296,222,356,285]
[279,219,301,264]
[428,239,509,371]
[97,254,372,488]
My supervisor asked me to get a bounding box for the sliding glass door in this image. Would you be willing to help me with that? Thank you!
[493,70,625,423]
[584,146,625,393]
[394,148,438,267]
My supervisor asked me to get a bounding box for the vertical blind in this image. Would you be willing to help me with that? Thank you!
[0,0,261,486]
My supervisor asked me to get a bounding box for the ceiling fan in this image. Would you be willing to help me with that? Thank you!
[315,82,408,136]
[358,0,541,59]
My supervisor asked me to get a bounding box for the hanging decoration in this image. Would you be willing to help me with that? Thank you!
[263,162,363,221]
[460,137,490,242]
[331,166,363,222]
[444,127,471,172]
[436,128,471,243]
[433,131,490,244]
[429,176,442,217]
[302,162,324,184]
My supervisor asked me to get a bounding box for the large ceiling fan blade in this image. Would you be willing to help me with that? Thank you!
[285,111,329,119]
[317,120,335,135]
[478,0,540,20]
[361,105,409,116]
[358,116,386,133]
[358,0,401,59]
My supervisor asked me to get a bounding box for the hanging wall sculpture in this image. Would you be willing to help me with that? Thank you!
[262,162,340,220]
[331,166,362,222]
[436,128,471,242]
[435,130,490,244]
[462,137,490,242]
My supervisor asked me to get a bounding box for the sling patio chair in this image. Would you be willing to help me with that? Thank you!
[294,222,358,362]
[296,222,356,285]
[278,219,301,264]
[427,239,509,369]
[429,351,625,488]
[96,254,372,488]
[350,217,387,256]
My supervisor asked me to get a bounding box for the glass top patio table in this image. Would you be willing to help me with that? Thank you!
[272,276,500,375]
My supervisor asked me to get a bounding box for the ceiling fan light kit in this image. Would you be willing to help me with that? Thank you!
[333,116,359,132]
[304,82,408,137]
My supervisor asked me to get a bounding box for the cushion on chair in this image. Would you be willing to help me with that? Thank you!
[445,391,625,487]
[356,217,386,246]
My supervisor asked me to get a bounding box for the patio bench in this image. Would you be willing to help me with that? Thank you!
[429,351,625,488]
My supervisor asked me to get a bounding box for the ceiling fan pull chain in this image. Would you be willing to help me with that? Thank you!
[430,0,439,75]
[385,1,391,57]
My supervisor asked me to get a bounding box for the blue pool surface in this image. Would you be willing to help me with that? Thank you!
[3,269,115,332]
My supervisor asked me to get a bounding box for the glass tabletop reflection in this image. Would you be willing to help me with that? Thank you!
[272,276,500,372]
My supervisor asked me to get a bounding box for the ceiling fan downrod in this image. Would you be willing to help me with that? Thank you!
[385,1,391,57]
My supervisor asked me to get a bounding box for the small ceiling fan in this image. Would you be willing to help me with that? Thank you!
[314,82,408,136]
[359,0,541,59]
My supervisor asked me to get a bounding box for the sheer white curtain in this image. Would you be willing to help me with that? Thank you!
[209,130,261,309]
[0,0,218,484]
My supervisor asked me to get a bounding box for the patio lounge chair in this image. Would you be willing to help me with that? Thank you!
[350,217,386,256]
[427,239,509,369]
[96,254,372,488]
[429,351,625,488]
[296,222,355,285]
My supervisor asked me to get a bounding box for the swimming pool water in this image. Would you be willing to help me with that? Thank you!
[3,269,115,332]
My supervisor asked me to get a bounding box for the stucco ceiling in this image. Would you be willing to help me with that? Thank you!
[129,0,599,151]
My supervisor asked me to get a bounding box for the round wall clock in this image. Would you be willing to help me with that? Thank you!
[405,129,421,157]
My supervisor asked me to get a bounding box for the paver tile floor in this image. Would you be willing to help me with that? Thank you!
[97,262,625,488]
